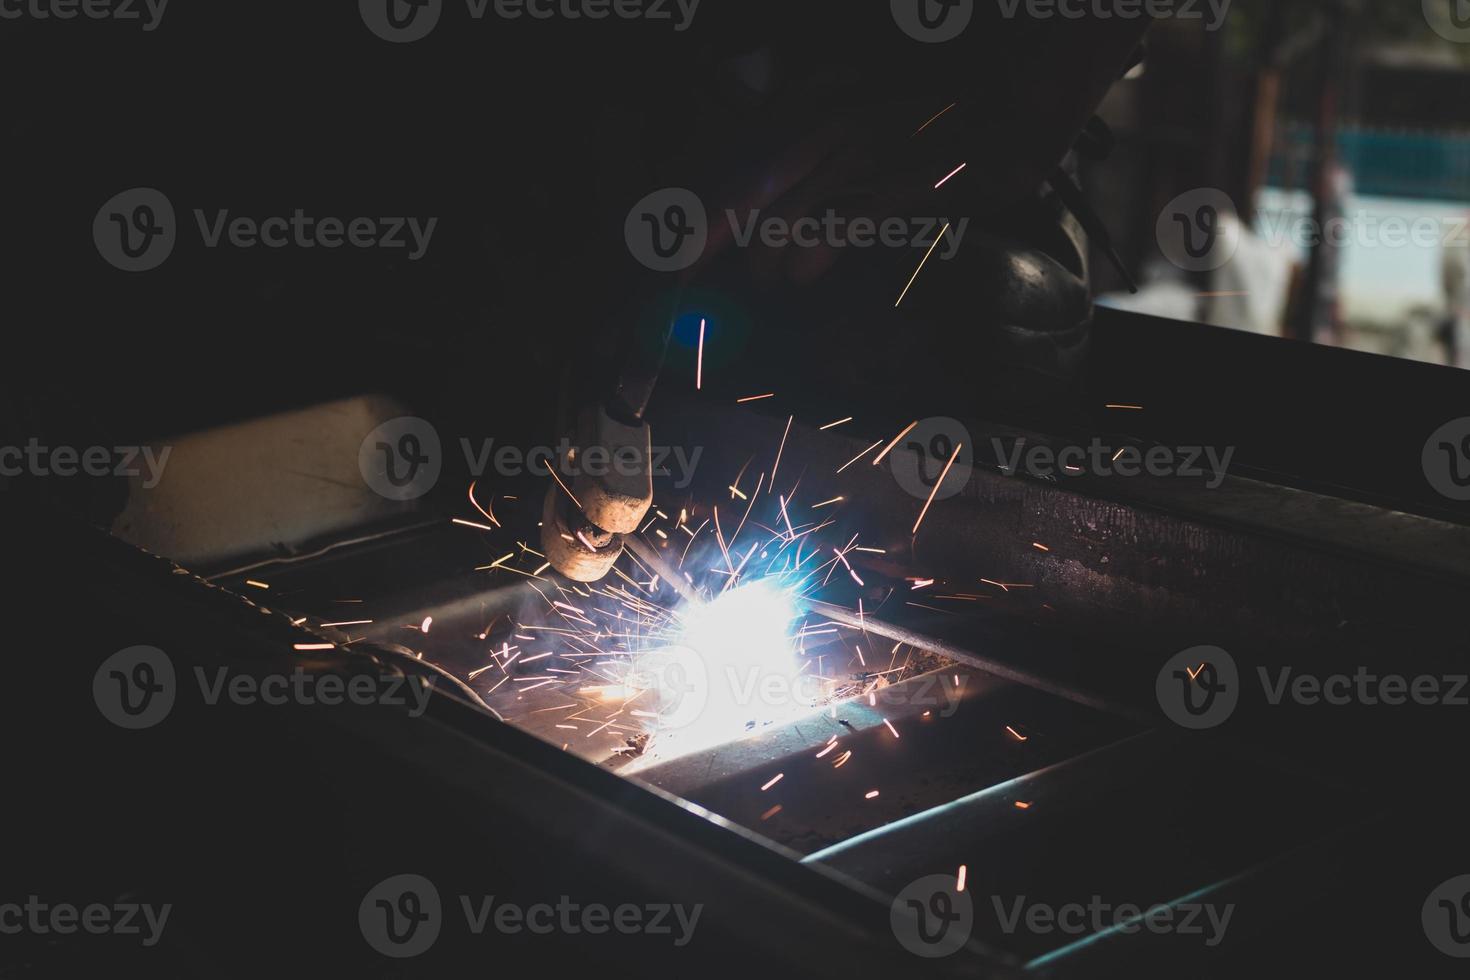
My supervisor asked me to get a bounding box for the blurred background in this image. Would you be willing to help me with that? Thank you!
[1087,0,1470,367]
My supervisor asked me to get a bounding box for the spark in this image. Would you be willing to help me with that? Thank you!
[1005,725,1028,742]
[476,552,516,571]
[244,580,269,590]
[957,865,968,892]
[865,790,880,800]
[760,805,783,821]
[1106,404,1144,411]
[837,440,883,473]
[760,773,784,791]
[913,101,957,135]
[696,318,706,390]
[934,162,967,189]
[546,463,582,512]
[770,415,793,488]
[1032,542,1050,552]
[873,421,918,465]
[815,742,839,759]
[468,481,501,527]
[812,496,843,509]
[1014,801,1033,810]
[452,518,495,532]
[320,619,372,628]
[882,718,900,739]
[894,222,949,307]
[1187,662,1207,681]
[420,616,432,633]
[738,393,775,403]
[293,643,333,651]
[912,442,963,535]
[819,417,853,430]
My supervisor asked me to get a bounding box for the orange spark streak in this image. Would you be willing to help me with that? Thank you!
[873,421,918,465]
[770,415,793,489]
[894,223,949,307]
[912,442,963,536]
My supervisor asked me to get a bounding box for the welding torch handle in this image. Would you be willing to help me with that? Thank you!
[805,599,1151,725]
